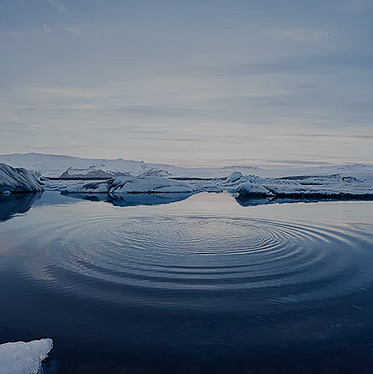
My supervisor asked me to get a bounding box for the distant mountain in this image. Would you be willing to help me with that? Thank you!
[0,153,263,178]
[0,153,372,179]
[0,153,150,178]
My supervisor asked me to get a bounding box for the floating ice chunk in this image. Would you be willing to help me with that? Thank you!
[62,180,110,194]
[63,176,195,194]
[236,182,272,196]
[0,338,53,374]
[226,171,243,183]
[0,163,42,193]
[110,176,195,194]
[59,165,130,179]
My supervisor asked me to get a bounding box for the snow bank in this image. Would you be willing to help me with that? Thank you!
[0,338,53,374]
[0,163,42,193]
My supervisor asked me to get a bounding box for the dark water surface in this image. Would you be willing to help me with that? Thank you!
[1,192,373,373]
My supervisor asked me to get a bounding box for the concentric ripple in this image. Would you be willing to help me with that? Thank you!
[6,210,373,312]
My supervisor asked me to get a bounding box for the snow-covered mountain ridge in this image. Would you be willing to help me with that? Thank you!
[1,152,373,179]
[0,153,268,179]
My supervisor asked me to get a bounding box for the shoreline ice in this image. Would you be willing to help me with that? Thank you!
[0,153,372,201]
[0,338,53,374]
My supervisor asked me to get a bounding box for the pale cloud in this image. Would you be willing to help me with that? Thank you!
[273,29,334,43]
[9,30,22,37]
[29,123,44,131]
[1,0,372,165]
[64,27,80,34]
[43,24,54,33]
[46,0,67,13]
[342,0,373,13]
[27,84,105,99]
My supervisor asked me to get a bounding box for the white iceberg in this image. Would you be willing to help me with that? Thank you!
[61,176,195,194]
[1,153,373,203]
[58,171,373,201]
[236,182,272,196]
[61,180,110,194]
[234,172,373,199]
[110,176,195,194]
[226,171,243,183]
[59,165,130,179]
[0,163,42,193]
[0,338,53,374]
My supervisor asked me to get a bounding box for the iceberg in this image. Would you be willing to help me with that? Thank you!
[0,338,53,374]
[110,176,194,194]
[236,182,272,196]
[236,173,373,200]
[1,153,373,204]
[59,165,129,179]
[226,171,243,183]
[0,163,42,193]
[62,176,195,194]
[56,170,373,203]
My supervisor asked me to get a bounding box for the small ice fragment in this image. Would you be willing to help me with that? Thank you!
[0,338,53,374]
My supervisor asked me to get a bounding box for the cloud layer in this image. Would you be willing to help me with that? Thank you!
[0,0,372,166]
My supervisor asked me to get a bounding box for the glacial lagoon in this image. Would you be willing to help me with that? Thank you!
[1,192,373,373]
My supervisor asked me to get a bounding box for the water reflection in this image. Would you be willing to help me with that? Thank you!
[235,195,373,207]
[0,193,40,222]
[235,195,275,207]
[2,191,373,223]
[63,192,193,207]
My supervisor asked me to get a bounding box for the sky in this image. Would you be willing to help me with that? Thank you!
[0,0,372,167]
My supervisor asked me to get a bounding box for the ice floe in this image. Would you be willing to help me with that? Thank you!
[236,182,272,196]
[0,338,53,374]
[61,176,195,194]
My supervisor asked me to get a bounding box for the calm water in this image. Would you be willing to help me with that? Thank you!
[1,192,373,373]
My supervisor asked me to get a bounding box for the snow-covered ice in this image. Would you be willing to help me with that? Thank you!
[1,153,372,202]
[61,176,195,194]
[236,182,273,196]
[226,171,243,183]
[59,165,129,179]
[0,163,42,193]
[110,176,194,194]
[0,338,53,374]
[55,170,373,201]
